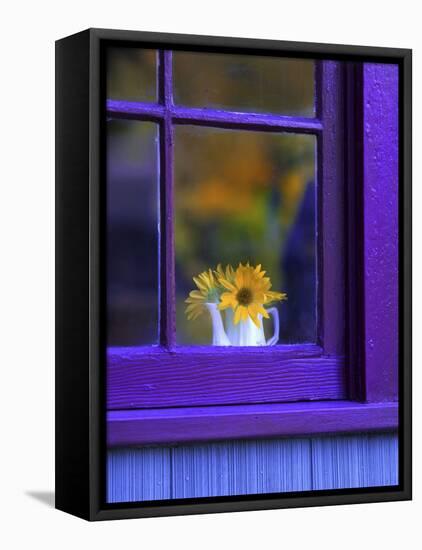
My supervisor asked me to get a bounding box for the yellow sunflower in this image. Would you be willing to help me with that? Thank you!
[185,268,221,320]
[218,263,287,327]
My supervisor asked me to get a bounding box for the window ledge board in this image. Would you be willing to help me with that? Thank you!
[107,400,398,447]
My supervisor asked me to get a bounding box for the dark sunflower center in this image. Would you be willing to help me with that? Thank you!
[236,287,253,306]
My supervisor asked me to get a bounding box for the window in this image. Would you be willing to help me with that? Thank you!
[105,47,398,446]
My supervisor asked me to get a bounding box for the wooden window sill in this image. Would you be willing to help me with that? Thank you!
[107,400,398,447]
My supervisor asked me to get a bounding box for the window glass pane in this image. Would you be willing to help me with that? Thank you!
[107,120,159,346]
[174,52,314,116]
[175,127,316,346]
[107,47,157,103]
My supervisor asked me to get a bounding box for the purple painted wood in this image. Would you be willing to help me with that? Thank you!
[316,61,346,355]
[107,100,165,119]
[107,345,346,409]
[344,63,365,401]
[159,50,173,106]
[362,64,399,402]
[169,107,322,134]
[107,400,398,446]
[158,51,176,347]
[106,99,323,134]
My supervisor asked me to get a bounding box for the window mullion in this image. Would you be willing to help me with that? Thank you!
[316,61,346,356]
[159,50,176,347]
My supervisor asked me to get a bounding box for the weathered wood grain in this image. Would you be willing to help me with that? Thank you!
[107,401,398,446]
[311,432,399,489]
[107,346,346,409]
[106,432,399,503]
[107,446,171,503]
[171,438,312,499]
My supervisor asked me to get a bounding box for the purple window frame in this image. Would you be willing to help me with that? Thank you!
[105,48,399,446]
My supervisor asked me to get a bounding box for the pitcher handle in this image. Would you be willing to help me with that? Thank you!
[266,307,279,346]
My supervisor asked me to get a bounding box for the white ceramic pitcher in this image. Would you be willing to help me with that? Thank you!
[205,303,279,346]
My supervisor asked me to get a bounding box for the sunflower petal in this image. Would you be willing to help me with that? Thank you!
[226,264,235,280]
[218,292,237,310]
[256,304,270,319]
[219,278,237,292]
[235,268,244,289]
[265,291,287,304]
[193,277,208,292]
[234,306,243,324]
[240,306,249,321]
[249,312,261,328]
[190,289,205,298]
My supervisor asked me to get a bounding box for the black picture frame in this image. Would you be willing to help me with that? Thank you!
[55,28,412,521]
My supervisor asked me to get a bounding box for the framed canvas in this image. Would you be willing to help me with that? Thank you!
[55,28,412,521]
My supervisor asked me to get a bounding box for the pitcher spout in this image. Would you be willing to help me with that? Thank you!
[205,303,231,346]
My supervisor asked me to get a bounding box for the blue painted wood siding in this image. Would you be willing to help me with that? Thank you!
[107,431,398,503]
